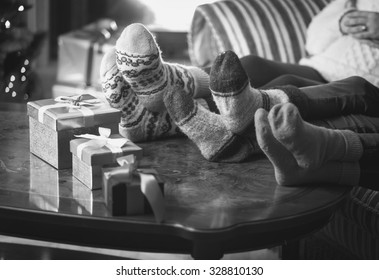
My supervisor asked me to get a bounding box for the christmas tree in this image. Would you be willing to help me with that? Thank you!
[0,0,45,103]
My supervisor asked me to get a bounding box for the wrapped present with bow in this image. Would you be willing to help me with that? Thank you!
[103,155,165,222]
[56,18,121,92]
[27,94,121,169]
[70,127,142,190]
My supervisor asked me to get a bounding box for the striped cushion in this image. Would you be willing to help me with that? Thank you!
[321,203,379,259]
[188,0,332,67]
[302,187,379,259]
[343,187,379,237]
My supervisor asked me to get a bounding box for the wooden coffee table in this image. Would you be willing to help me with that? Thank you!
[0,105,351,259]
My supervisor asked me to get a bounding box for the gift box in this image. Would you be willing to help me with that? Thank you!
[27,94,120,169]
[70,128,143,190]
[56,18,121,90]
[103,162,165,221]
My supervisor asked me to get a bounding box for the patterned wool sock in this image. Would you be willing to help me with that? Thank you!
[209,50,290,134]
[255,108,360,186]
[163,85,260,162]
[268,103,363,169]
[100,47,179,142]
[115,23,210,113]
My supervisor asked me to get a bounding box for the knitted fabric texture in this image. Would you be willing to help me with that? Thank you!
[300,0,379,87]
[115,23,209,113]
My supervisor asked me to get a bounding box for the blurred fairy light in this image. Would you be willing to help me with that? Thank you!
[24,59,29,65]
[18,5,25,12]
[21,75,26,82]
[12,91,17,97]
[5,20,11,29]
[20,67,26,73]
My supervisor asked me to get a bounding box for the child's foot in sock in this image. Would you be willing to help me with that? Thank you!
[164,85,259,162]
[254,108,360,186]
[209,50,290,133]
[115,23,209,112]
[100,47,179,142]
[268,103,363,169]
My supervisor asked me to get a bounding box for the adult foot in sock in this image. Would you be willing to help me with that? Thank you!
[254,108,360,186]
[164,85,259,162]
[268,103,363,169]
[115,23,209,112]
[209,50,290,133]
[100,47,179,142]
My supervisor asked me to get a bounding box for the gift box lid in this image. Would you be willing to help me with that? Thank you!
[103,166,164,190]
[70,134,143,166]
[27,94,121,131]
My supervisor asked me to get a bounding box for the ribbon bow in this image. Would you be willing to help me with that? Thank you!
[37,94,103,125]
[74,127,129,160]
[54,95,102,108]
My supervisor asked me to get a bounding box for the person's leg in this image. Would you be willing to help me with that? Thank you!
[311,114,379,133]
[267,103,363,169]
[115,23,209,112]
[255,103,379,189]
[163,84,260,162]
[222,53,379,122]
[208,51,315,134]
[262,74,324,88]
[358,133,379,189]
[298,76,379,120]
[100,48,180,142]
[254,106,360,186]
[239,54,327,88]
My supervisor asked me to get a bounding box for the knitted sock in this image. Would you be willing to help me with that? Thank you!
[115,23,209,113]
[163,85,259,162]
[100,47,179,142]
[255,108,360,186]
[209,50,290,133]
[268,103,363,169]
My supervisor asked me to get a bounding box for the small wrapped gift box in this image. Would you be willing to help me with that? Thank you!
[70,128,143,190]
[27,94,120,169]
[102,157,165,222]
[56,18,121,90]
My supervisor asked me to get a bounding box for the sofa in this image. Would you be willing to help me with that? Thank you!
[188,0,379,259]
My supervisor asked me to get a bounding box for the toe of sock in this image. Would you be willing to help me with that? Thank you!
[116,23,158,55]
[268,103,301,143]
[100,47,117,78]
[255,108,295,167]
[210,50,248,94]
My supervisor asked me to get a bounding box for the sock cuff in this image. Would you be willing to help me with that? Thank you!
[196,96,220,114]
[339,161,360,186]
[187,66,210,99]
[270,85,310,119]
[339,130,363,162]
